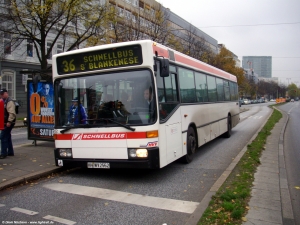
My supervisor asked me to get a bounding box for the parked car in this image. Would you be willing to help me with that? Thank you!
[291,99,294,102]
[243,99,250,105]
[257,99,264,103]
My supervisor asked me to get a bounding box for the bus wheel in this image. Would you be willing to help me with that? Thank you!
[182,127,197,164]
[224,116,232,138]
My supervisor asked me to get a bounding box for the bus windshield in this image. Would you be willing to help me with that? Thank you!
[55,69,156,127]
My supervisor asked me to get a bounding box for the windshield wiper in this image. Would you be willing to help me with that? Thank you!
[107,118,135,131]
[60,124,94,134]
[87,118,135,131]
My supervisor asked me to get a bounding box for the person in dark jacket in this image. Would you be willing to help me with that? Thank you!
[67,97,88,124]
[0,88,16,159]
[143,87,156,122]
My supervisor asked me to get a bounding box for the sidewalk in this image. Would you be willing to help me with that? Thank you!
[243,109,295,225]
[0,119,63,191]
[0,109,296,225]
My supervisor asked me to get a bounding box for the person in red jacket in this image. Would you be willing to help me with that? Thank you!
[0,88,16,159]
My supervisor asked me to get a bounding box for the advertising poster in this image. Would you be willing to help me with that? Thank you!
[27,81,54,141]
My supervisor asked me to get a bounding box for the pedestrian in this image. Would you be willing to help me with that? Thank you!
[0,88,16,159]
[67,97,88,124]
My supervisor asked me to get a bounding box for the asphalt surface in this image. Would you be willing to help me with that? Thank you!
[0,108,295,225]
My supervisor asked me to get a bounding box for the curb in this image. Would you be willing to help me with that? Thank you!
[0,167,65,191]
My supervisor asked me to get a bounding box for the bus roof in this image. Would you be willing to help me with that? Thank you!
[52,40,237,82]
[152,42,237,82]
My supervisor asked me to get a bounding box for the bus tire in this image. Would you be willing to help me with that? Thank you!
[224,115,232,138]
[182,127,197,164]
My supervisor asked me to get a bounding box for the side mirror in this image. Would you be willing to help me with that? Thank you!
[160,58,169,77]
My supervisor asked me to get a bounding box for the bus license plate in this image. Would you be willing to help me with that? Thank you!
[87,162,110,169]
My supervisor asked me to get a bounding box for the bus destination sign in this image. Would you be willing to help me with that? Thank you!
[56,45,143,75]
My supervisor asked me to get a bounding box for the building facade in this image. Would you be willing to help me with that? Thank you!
[243,69,259,84]
[242,56,272,78]
[0,0,230,115]
[166,8,218,54]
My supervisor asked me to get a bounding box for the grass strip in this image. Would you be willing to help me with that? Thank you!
[198,105,283,225]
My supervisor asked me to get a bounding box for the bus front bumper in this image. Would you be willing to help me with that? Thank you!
[54,147,160,169]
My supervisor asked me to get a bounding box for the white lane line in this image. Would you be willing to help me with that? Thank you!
[0,204,5,207]
[44,215,76,225]
[10,207,39,215]
[12,132,28,136]
[44,183,199,214]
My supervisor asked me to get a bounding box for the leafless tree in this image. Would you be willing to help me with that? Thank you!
[0,0,107,71]
[143,4,170,44]
[107,3,170,45]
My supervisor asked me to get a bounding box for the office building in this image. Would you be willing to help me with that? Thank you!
[242,56,272,78]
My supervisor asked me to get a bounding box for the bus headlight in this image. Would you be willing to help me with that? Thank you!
[59,149,72,158]
[128,149,148,158]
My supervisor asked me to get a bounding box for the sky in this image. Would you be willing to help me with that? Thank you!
[157,0,300,86]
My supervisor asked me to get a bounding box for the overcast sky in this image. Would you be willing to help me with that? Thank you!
[157,0,300,86]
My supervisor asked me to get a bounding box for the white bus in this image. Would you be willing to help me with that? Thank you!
[52,40,239,169]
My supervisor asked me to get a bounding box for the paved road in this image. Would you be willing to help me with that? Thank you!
[278,102,300,225]
[0,106,277,225]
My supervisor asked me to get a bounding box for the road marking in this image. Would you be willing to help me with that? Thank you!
[44,215,76,225]
[12,132,28,136]
[11,132,28,136]
[240,116,263,120]
[10,207,39,215]
[0,204,5,207]
[44,183,199,214]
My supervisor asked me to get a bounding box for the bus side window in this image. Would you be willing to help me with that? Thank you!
[157,71,179,121]
[195,72,208,102]
[178,67,196,103]
[156,73,165,103]
[207,76,217,102]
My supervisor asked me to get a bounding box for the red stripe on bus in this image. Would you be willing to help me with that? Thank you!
[153,43,237,82]
[127,132,147,139]
[152,45,169,58]
[175,53,235,80]
[55,134,73,140]
[55,132,147,140]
